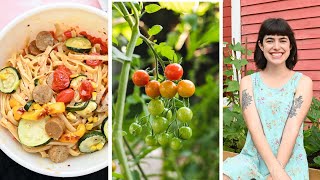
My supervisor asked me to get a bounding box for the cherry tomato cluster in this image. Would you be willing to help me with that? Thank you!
[130,63,195,150]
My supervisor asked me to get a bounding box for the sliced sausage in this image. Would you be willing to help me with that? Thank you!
[48,146,69,163]
[45,117,65,140]
[36,31,54,51]
[28,40,42,56]
[46,73,54,89]
[32,84,53,104]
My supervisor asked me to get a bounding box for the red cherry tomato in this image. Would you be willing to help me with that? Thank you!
[159,80,177,98]
[52,72,70,92]
[64,30,72,39]
[132,70,150,87]
[164,63,183,80]
[86,53,103,67]
[145,80,160,98]
[56,65,72,77]
[177,80,195,98]
[79,80,94,101]
[56,89,75,103]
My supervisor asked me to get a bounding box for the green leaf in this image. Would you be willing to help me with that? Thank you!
[131,170,141,180]
[112,36,118,46]
[112,172,124,179]
[148,25,163,36]
[223,108,233,126]
[135,38,143,46]
[246,70,255,75]
[226,81,239,92]
[224,69,234,77]
[112,46,131,62]
[314,156,320,166]
[145,4,161,13]
[154,43,178,61]
[229,42,243,52]
[230,60,242,71]
[224,57,232,64]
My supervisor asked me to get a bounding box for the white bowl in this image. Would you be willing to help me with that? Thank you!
[0,3,108,177]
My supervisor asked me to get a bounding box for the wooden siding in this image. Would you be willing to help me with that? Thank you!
[240,0,320,98]
[223,0,231,45]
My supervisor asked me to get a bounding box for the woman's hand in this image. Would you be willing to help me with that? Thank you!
[269,168,291,180]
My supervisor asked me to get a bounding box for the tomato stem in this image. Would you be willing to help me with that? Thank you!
[113,2,140,180]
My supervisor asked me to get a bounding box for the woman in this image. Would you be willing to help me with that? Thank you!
[223,18,313,180]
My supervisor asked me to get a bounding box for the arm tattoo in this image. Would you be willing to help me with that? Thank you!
[288,95,303,118]
[242,89,253,111]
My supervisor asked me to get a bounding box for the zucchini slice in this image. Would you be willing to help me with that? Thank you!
[18,118,51,147]
[0,67,21,94]
[70,74,87,89]
[78,131,106,153]
[76,101,97,117]
[101,117,108,139]
[66,101,89,112]
[24,100,35,111]
[65,37,92,53]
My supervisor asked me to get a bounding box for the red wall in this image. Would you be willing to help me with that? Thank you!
[240,0,320,98]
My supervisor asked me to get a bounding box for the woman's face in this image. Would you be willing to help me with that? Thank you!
[259,35,291,67]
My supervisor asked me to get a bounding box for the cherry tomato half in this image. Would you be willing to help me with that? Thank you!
[79,80,94,101]
[56,89,75,103]
[132,70,150,87]
[177,80,195,98]
[64,30,72,39]
[159,80,177,98]
[145,80,160,98]
[52,71,70,91]
[85,53,103,67]
[56,65,72,77]
[164,63,183,80]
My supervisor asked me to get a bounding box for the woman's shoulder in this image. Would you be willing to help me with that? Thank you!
[240,73,257,88]
[296,73,313,89]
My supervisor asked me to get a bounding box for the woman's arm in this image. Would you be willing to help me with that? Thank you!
[240,76,287,177]
[277,75,313,167]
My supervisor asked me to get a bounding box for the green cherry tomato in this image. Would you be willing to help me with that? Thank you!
[162,108,173,121]
[129,122,142,136]
[179,126,192,140]
[177,107,193,123]
[170,137,182,150]
[148,99,164,116]
[157,133,170,146]
[152,116,168,134]
[145,135,158,146]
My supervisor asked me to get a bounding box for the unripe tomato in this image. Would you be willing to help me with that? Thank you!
[145,135,158,146]
[177,107,193,123]
[164,63,183,80]
[129,122,142,136]
[152,117,167,134]
[177,80,195,98]
[179,126,192,140]
[132,70,149,86]
[157,133,170,146]
[159,80,177,98]
[162,108,172,121]
[112,161,117,172]
[170,137,182,150]
[145,80,160,98]
[148,99,164,116]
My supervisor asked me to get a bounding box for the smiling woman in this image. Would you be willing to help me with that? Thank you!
[223,18,313,180]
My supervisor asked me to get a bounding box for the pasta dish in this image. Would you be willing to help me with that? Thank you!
[0,24,108,163]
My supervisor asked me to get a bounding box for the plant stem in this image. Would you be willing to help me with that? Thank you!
[113,3,140,180]
[123,137,148,180]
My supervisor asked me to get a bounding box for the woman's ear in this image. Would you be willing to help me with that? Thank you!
[258,40,263,51]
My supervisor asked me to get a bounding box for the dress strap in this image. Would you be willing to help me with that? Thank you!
[291,72,303,91]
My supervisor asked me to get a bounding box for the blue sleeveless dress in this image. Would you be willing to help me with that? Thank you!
[223,72,309,180]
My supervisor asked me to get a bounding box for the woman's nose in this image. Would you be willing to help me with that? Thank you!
[273,41,280,50]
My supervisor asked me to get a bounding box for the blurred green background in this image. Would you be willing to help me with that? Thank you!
[112,2,220,179]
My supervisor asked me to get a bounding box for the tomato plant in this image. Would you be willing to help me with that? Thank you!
[112,2,218,180]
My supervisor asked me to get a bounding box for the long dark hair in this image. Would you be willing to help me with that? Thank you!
[254,18,297,70]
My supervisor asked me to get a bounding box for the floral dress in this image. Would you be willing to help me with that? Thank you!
[223,72,309,180]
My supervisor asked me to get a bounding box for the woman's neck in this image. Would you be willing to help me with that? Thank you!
[263,63,292,77]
